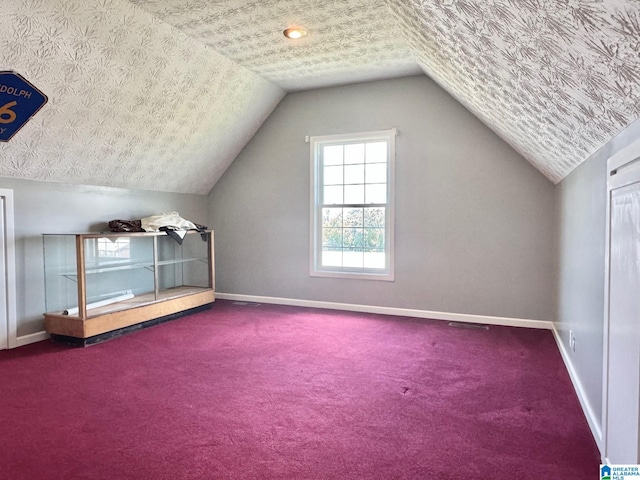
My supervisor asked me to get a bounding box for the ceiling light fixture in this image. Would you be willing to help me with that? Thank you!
[283,27,307,39]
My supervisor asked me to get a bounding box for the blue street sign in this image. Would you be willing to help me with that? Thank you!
[0,71,48,142]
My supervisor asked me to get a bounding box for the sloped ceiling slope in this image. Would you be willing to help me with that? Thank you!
[387,0,640,183]
[1,0,638,192]
[0,0,284,194]
[128,0,422,92]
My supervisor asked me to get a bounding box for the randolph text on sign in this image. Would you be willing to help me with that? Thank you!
[0,71,48,142]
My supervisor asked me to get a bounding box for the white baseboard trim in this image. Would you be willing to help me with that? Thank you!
[215,293,553,330]
[16,330,49,347]
[551,323,603,454]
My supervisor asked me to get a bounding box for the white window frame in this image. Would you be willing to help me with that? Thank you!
[309,129,395,281]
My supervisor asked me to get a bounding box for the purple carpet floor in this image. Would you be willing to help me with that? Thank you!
[0,300,600,479]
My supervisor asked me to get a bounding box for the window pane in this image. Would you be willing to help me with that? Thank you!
[322,228,342,248]
[343,249,364,268]
[322,249,343,267]
[344,144,364,164]
[324,145,343,166]
[365,163,386,183]
[324,186,343,204]
[344,164,364,184]
[365,142,387,163]
[365,228,385,249]
[365,184,386,204]
[344,184,364,204]
[322,207,343,227]
[364,207,385,227]
[343,208,363,227]
[343,228,364,248]
[324,165,343,185]
[364,251,386,269]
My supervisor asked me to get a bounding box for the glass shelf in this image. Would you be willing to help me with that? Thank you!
[58,257,208,279]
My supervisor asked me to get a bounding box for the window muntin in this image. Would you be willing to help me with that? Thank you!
[310,130,394,280]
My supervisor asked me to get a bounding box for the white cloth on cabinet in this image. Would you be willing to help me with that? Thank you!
[141,211,197,233]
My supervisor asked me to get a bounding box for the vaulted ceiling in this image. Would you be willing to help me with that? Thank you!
[1,0,638,193]
[129,0,422,91]
[388,0,640,183]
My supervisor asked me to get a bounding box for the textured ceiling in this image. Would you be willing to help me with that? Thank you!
[1,0,639,193]
[0,0,284,194]
[388,0,640,183]
[128,0,423,91]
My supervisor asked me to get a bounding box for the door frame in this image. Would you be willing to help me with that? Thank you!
[0,189,17,350]
[602,138,640,462]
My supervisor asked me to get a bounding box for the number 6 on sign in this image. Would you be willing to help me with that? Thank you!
[0,71,48,142]
[0,101,17,124]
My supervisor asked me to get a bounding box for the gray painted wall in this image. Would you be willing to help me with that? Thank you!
[555,116,640,437]
[0,177,207,337]
[208,75,556,320]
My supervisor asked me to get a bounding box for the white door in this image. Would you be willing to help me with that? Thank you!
[0,193,7,350]
[604,140,640,463]
[606,182,640,462]
[0,189,16,350]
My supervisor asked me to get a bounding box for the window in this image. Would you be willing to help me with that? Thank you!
[310,129,395,280]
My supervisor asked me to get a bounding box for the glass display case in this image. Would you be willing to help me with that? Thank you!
[42,230,214,343]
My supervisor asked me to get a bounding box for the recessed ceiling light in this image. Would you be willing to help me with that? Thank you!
[283,27,307,39]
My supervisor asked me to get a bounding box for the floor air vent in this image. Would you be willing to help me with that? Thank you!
[448,322,489,330]
[232,301,261,307]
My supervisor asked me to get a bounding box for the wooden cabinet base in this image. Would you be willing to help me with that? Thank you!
[44,290,214,344]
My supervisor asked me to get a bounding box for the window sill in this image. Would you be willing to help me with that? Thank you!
[310,269,394,282]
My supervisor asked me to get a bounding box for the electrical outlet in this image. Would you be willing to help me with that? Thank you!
[569,330,576,353]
